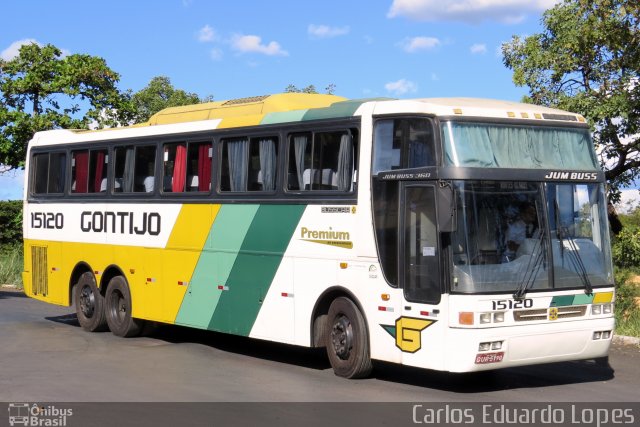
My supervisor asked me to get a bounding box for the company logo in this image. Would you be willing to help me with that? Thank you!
[381,316,436,353]
[549,307,559,321]
[544,172,598,181]
[300,226,353,249]
[8,403,72,426]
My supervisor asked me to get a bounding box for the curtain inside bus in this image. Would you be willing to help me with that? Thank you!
[442,122,598,170]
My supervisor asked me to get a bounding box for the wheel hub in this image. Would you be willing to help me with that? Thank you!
[331,315,353,360]
[79,285,95,318]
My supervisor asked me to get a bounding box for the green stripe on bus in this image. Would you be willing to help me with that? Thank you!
[207,204,305,335]
[550,295,578,307]
[301,98,391,121]
[175,205,259,328]
[571,294,594,305]
[260,110,308,125]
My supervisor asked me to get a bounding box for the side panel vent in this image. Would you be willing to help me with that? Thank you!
[31,246,48,296]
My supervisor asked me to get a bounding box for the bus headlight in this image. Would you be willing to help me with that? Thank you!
[592,305,602,315]
[479,342,491,351]
[491,341,503,350]
[480,313,491,324]
[603,303,613,314]
[493,312,505,323]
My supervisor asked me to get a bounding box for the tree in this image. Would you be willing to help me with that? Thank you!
[502,0,640,201]
[0,43,134,170]
[130,76,212,123]
[285,83,336,95]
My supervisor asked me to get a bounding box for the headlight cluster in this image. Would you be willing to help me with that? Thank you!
[479,312,505,324]
[592,303,613,315]
[593,330,612,340]
[478,341,503,351]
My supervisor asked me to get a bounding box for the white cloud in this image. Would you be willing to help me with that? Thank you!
[616,189,640,213]
[385,79,418,95]
[470,43,487,54]
[230,34,288,56]
[197,25,217,42]
[387,0,560,24]
[1,39,70,61]
[308,24,350,39]
[210,48,223,61]
[1,39,40,60]
[398,36,441,53]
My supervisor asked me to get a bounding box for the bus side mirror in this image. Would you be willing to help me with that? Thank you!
[437,183,457,233]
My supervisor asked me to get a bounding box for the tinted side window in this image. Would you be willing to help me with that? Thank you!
[287,130,356,192]
[31,152,66,194]
[114,145,156,193]
[71,149,108,193]
[373,118,435,174]
[220,137,278,192]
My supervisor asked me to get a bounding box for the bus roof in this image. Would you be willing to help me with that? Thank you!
[28,94,586,147]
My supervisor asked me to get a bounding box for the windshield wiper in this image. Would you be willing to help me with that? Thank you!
[513,201,546,300]
[513,226,546,300]
[554,199,593,295]
[558,226,593,295]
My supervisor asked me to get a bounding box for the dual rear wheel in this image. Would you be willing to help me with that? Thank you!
[76,274,372,379]
[74,273,143,337]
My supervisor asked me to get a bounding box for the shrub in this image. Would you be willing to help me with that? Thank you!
[612,227,640,269]
[0,200,22,246]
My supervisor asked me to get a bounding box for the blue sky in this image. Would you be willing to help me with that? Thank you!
[0,0,637,206]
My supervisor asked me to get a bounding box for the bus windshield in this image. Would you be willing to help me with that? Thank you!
[451,181,613,294]
[442,121,598,170]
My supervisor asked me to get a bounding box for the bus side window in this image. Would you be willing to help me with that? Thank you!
[287,130,356,192]
[31,152,66,195]
[220,136,278,192]
[373,118,435,174]
[113,145,156,193]
[71,149,108,193]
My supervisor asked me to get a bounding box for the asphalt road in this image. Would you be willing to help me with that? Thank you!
[1,288,639,404]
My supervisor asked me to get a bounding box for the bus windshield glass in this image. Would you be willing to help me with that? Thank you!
[451,181,613,294]
[442,121,598,170]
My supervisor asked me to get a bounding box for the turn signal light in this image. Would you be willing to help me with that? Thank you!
[459,312,474,325]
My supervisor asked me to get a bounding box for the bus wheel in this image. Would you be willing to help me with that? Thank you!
[104,276,144,338]
[326,297,373,379]
[74,272,108,332]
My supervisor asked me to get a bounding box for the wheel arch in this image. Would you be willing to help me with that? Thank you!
[99,265,127,296]
[68,262,92,306]
[309,286,370,348]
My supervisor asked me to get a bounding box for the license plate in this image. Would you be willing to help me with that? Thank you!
[475,352,505,364]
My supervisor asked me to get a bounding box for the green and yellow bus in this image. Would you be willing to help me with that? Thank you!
[23,93,615,378]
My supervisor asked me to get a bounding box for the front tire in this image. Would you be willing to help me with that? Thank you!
[325,297,373,379]
[104,276,145,337]
[74,272,108,332]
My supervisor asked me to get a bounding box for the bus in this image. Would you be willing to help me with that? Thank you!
[22,93,615,379]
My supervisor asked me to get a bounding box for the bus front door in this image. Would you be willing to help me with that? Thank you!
[399,183,445,369]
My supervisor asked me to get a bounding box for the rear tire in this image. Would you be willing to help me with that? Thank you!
[104,276,145,337]
[74,272,108,332]
[325,297,373,379]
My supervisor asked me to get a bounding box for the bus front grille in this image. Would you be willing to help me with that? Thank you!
[31,246,48,296]
[513,308,547,321]
[514,305,588,321]
[557,305,587,319]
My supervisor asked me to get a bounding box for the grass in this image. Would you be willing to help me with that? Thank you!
[614,268,640,338]
[0,244,23,289]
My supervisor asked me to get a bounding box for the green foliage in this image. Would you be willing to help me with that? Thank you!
[612,226,640,268]
[285,83,336,95]
[0,42,135,169]
[619,203,640,229]
[0,244,22,287]
[614,269,640,337]
[130,76,212,123]
[0,200,22,245]
[502,0,640,200]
